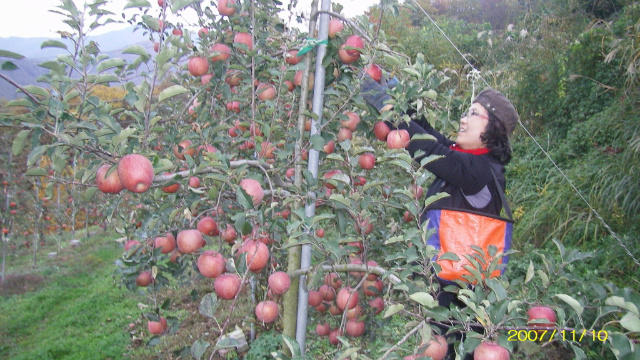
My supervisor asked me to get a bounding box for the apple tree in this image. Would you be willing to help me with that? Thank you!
[1,0,638,359]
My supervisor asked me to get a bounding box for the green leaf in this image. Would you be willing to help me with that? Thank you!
[328,194,351,208]
[25,168,48,176]
[97,58,126,72]
[236,187,253,210]
[124,0,151,9]
[281,335,301,357]
[158,85,188,102]
[142,15,160,31]
[111,127,137,146]
[525,260,535,284]
[554,294,583,316]
[12,130,31,156]
[384,303,405,318]
[409,292,438,308]
[22,85,49,97]
[424,192,449,208]
[199,293,219,319]
[337,347,360,360]
[1,61,18,70]
[83,187,98,201]
[40,40,68,50]
[171,0,198,12]
[402,67,421,78]
[190,339,210,360]
[122,45,148,56]
[619,312,640,332]
[438,252,460,261]
[27,145,49,167]
[0,50,25,59]
[606,296,640,317]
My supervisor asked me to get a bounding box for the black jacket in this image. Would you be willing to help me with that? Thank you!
[392,116,507,219]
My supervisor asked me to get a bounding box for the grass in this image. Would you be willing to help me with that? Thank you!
[0,228,143,360]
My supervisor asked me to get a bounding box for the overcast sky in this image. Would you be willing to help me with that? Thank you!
[0,0,382,39]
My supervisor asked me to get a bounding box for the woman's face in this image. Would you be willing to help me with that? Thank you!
[456,103,489,149]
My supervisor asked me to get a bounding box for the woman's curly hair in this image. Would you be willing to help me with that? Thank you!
[481,113,512,165]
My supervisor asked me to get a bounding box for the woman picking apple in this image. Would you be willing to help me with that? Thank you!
[362,75,519,359]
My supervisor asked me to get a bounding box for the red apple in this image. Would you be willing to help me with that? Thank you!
[344,35,364,56]
[188,56,209,77]
[124,239,140,252]
[268,271,291,295]
[369,296,384,314]
[308,290,323,307]
[527,306,557,332]
[358,153,376,170]
[294,70,314,88]
[147,317,167,334]
[363,278,383,297]
[473,341,510,360]
[387,129,410,149]
[255,300,279,323]
[173,139,196,160]
[221,224,237,244]
[323,140,335,154]
[162,181,179,193]
[319,284,336,301]
[214,273,242,300]
[117,154,154,193]
[96,164,124,194]
[226,101,241,113]
[153,234,176,254]
[210,43,231,62]
[323,170,342,189]
[410,184,424,199]
[256,82,276,101]
[197,250,226,278]
[172,28,183,36]
[316,228,325,238]
[217,0,236,16]
[328,19,343,38]
[285,50,302,65]
[374,121,391,141]
[338,44,360,64]
[188,176,201,188]
[238,240,269,272]
[316,322,330,336]
[176,229,205,254]
[136,271,153,287]
[324,272,342,289]
[198,27,209,37]
[239,178,264,207]
[341,111,361,131]
[346,304,362,320]
[418,335,448,360]
[336,287,359,311]
[197,216,219,236]
[345,319,365,337]
[233,32,253,52]
[329,329,342,345]
[365,63,383,83]
[336,127,352,142]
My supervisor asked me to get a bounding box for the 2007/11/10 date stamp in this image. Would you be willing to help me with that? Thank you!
[508,329,609,342]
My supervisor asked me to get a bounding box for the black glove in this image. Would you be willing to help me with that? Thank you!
[360,74,391,113]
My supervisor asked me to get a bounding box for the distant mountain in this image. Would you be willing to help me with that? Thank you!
[0,27,154,101]
[0,26,150,59]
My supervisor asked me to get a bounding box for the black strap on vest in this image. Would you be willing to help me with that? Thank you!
[490,168,514,221]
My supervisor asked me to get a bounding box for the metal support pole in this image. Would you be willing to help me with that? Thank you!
[295,0,330,352]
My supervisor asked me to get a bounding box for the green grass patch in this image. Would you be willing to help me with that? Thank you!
[0,230,144,360]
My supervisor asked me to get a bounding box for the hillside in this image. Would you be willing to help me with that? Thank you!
[0,26,153,100]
